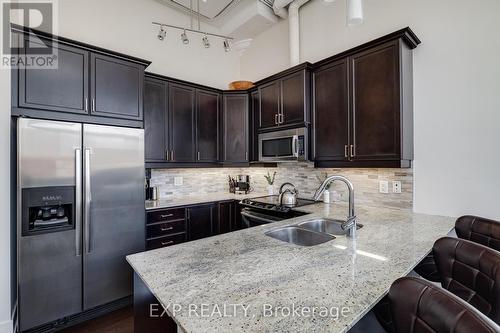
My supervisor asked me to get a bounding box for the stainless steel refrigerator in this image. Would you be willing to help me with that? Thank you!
[17,118,145,331]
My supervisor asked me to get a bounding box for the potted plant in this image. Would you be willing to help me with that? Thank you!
[264,171,277,195]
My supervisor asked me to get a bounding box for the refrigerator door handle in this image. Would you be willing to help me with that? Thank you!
[75,148,82,256]
[84,147,92,254]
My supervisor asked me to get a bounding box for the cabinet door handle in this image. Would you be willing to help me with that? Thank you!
[279,113,284,124]
[91,99,96,113]
[161,226,174,232]
[197,151,201,161]
[161,240,174,246]
[245,151,248,161]
[171,150,175,161]
[350,144,355,158]
[344,145,348,158]
[84,98,88,112]
[161,213,174,218]
[275,114,278,125]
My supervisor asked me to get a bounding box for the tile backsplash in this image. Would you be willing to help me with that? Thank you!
[150,162,413,210]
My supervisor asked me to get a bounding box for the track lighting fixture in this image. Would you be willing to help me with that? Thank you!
[152,22,233,51]
[157,25,166,41]
[181,30,189,44]
[223,39,230,52]
[202,35,210,48]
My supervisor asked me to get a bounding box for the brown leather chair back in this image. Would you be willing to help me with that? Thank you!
[389,277,500,333]
[456,215,500,251]
[433,237,500,323]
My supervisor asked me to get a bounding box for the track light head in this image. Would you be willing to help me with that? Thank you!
[181,30,189,45]
[157,25,166,41]
[223,39,230,52]
[202,35,210,48]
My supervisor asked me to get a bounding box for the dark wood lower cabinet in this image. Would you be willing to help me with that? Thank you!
[187,204,215,241]
[145,200,244,251]
[134,273,177,333]
[217,201,233,235]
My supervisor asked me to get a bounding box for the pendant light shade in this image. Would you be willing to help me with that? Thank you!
[347,0,363,26]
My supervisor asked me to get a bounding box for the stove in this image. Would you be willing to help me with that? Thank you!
[239,195,316,227]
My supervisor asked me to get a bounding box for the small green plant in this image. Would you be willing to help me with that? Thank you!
[264,171,277,185]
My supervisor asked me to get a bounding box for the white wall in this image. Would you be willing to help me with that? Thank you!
[56,0,240,89]
[241,0,500,219]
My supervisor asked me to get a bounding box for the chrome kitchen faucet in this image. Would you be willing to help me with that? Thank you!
[313,176,357,237]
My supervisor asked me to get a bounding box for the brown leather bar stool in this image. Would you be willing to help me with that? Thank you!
[455,215,500,251]
[415,215,500,282]
[388,277,500,333]
[433,237,500,323]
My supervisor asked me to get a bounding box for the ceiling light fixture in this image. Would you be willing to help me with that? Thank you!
[181,29,189,44]
[202,35,210,48]
[152,22,233,51]
[223,39,230,52]
[157,25,166,41]
[346,0,364,27]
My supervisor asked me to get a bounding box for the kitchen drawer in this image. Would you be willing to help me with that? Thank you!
[147,208,186,224]
[146,233,187,250]
[147,219,186,239]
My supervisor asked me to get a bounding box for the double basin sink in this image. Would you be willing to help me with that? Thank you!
[265,218,363,247]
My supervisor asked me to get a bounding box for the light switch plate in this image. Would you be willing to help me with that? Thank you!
[174,177,183,186]
[393,181,402,194]
[379,180,389,194]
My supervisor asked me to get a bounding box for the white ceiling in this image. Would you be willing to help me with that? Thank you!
[168,0,240,20]
[155,0,278,40]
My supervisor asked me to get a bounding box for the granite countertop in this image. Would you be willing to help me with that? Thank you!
[145,192,268,210]
[128,202,456,333]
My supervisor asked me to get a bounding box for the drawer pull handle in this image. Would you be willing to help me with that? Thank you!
[161,241,174,246]
[161,226,174,232]
[160,214,174,218]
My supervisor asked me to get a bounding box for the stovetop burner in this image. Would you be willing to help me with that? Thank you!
[240,195,316,213]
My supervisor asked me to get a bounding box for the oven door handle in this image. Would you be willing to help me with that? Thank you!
[241,210,277,224]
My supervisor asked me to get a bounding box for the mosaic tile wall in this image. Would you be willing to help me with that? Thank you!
[150,162,413,210]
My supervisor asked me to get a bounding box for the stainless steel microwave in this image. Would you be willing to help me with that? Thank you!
[258,128,308,162]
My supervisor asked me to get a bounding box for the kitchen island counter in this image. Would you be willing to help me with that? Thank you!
[127,202,455,333]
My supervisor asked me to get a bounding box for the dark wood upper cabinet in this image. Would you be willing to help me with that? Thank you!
[18,36,89,115]
[12,27,150,127]
[313,59,349,161]
[257,65,311,131]
[188,205,214,241]
[350,41,400,161]
[196,90,219,162]
[222,93,249,164]
[259,81,280,129]
[313,35,417,168]
[90,54,144,120]
[169,84,195,163]
[280,71,308,126]
[144,78,168,162]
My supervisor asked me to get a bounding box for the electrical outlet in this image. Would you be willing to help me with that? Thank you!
[393,181,402,194]
[379,181,389,194]
[174,177,183,186]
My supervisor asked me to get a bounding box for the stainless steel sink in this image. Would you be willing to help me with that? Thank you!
[298,218,363,236]
[265,226,335,246]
